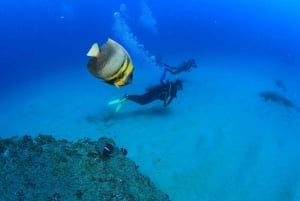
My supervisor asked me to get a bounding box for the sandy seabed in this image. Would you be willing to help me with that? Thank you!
[1,55,300,201]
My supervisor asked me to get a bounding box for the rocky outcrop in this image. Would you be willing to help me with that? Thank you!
[0,135,170,201]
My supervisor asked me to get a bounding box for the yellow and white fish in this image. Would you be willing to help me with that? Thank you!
[86,38,134,88]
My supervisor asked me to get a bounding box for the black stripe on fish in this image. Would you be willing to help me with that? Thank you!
[106,56,130,84]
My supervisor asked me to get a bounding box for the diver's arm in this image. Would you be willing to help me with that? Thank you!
[164,63,177,69]
[164,68,178,74]
[163,64,178,74]
[163,96,173,107]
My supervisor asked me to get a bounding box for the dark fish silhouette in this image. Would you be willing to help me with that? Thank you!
[259,91,300,114]
[260,91,294,108]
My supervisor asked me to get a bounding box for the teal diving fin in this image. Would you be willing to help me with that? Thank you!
[108,96,128,112]
[108,99,122,105]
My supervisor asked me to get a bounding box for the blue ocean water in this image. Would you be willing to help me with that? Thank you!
[1,0,300,200]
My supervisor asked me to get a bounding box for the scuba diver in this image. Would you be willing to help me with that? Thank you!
[156,58,197,75]
[109,78,183,112]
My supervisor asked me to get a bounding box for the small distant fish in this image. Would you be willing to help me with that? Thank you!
[86,38,134,88]
[259,91,300,114]
[275,80,287,92]
[260,91,294,108]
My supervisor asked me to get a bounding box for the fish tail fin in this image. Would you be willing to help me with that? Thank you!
[87,43,100,57]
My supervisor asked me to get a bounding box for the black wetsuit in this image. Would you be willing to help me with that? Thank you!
[126,80,182,107]
[164,59,197,74]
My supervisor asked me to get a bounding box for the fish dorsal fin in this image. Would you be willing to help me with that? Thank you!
[87,43,100,57]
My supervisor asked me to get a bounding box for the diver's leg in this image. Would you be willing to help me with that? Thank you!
[127,92,157,105]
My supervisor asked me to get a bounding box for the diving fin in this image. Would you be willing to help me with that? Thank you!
[108,98,122,105]
[108,96,128,112]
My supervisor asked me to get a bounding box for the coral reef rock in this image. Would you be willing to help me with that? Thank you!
[0,134,170,201]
